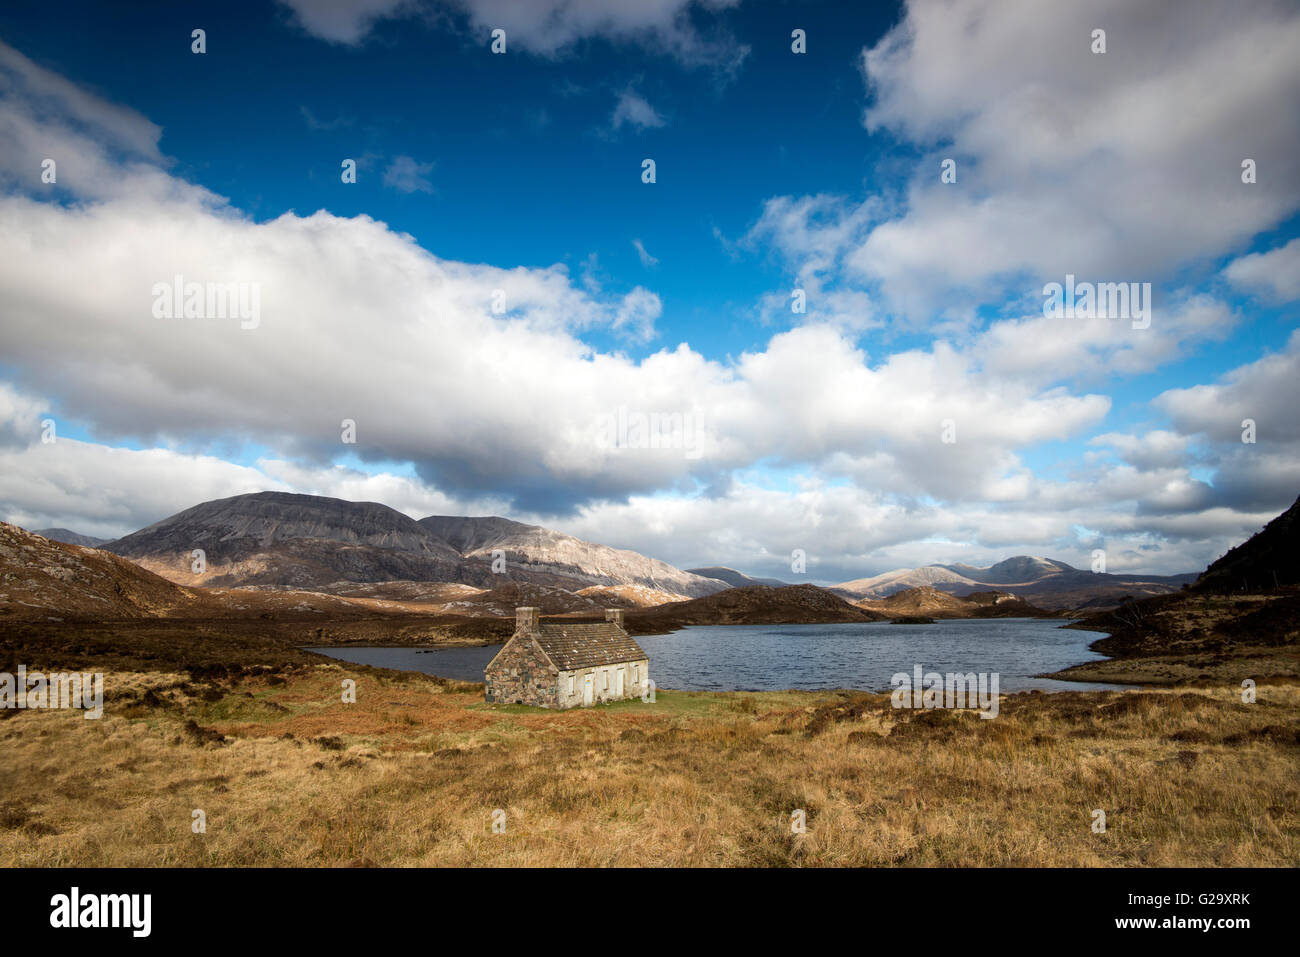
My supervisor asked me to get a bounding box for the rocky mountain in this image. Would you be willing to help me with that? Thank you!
[98,492,729,598]
[832,555,1195,610]
[34,528,110,548]
[945,556,1076,584]
[686,565,789,589]
[1193,493,1300,593]
[833,564,976,597]
[625,584,888,634]
[0,523,506,628]
[418,515,728,599]
[105,491,476,589]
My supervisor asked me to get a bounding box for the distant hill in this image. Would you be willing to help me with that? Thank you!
[855,585,1052,619]
[1193,493,1300,593]
[832,564,975,598]
[686,566,789,589]
[625,584,888,634]
[34,528,110,548]
[833,555,1195,610]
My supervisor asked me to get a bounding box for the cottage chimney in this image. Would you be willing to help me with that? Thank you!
[605,608,625,628]
[516,607,540,632]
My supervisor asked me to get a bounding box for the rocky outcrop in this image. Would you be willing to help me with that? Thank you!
[418,515,729,598]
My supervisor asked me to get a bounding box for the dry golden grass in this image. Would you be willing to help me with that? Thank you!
[1,663,1297,867]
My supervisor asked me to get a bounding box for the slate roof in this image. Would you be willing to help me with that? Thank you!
[534,622,648,671]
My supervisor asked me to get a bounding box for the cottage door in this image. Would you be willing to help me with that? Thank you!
[583,673,594,706]
[615,667,625,697]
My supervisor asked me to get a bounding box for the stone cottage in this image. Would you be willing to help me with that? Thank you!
[484,607,650,709]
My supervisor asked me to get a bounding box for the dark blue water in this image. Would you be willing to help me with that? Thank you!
[306,618,1120,693]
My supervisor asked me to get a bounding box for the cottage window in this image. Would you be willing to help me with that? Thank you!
[602,669,609,691]
[632,664,639,682]
[568,675,575,695]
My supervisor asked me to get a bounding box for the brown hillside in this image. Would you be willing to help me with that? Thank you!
[1194,492,1300,593]
[0,522,209,620]
[625,584,887,634]
[855,586,1051,619]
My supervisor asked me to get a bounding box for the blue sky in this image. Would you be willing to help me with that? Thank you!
[0,0,900,362]
[1,0,1298,583]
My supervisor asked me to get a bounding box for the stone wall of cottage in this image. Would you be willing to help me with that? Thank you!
[555,659,651,709]
[484,634,559,708]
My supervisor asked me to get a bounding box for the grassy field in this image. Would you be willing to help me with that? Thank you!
[2,661,1297,866]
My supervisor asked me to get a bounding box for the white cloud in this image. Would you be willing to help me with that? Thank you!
[611,90,666,132]
[382,155,436,194]
[632,238,658,267]
[840,0,1300,318]
[0,415,506,540]
[0,41,162,160]
[443,0,747,68]
[1156,329,1300,444]
[277,0,749,70]
[277,0,417,45]
[1222,237,1300,304]
[976,294,1237,387]
[1090,430,1192,473]
[1,25,1294,580]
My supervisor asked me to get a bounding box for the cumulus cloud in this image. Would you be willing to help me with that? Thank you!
[442,0,747,69]
[831,0,1300,318]
[277,0,749,71]
[1,21,1295,579]
[0,408,506,540]
[1091,430,1193,473]
[976,294,1237,386]
[0,40,162,160]
[1156,329,1300,444]
[1222,237,1300,304]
